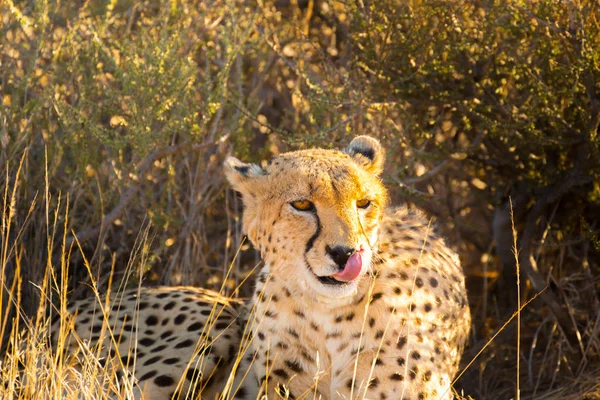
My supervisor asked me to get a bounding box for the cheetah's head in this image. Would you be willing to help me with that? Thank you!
[224,136,388,300]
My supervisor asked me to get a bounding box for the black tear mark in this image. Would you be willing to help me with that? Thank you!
[304,212,322,253]
[234,165,250,175]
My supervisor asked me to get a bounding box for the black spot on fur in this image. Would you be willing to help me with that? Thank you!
[390,373,404,381]
[154,375,175,387]
[185,367,201,382]
[409,367,418,380]
[175,339,195,349]
[174,314,186,324]
[143,356,162,366]
[233,387,247,399]
[326,331,341,339]
[273,369,289,379]
[139,338,155,346]
[188,322,203,332]
[423,370,432,381]
[215,321,230,330]
[370,292,383,303]
[139,370,158,381]
[285,359,303,373]
[397,336,407,349]
[301,350,314,362]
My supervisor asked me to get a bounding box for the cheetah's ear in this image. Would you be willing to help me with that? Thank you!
[345,136,385,175]
[223,156,266,196]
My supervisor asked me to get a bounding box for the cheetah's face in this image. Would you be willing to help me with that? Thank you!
[225,136,388,300]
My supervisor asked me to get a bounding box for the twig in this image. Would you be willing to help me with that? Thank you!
[388,176,433,198]
[402,160,451,185]
[66,136,229,246]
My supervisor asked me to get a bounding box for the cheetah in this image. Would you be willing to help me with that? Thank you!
[50,136,470,399]
[225,136,471,399]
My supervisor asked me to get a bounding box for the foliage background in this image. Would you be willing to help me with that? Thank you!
[1,0,599,398]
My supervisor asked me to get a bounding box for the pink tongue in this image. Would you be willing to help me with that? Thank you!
[333,252,363,282]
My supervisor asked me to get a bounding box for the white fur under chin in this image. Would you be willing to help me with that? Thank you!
[314,287,360,308]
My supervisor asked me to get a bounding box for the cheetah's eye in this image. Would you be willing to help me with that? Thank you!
[356,199,371,209]
[291,200,315,212]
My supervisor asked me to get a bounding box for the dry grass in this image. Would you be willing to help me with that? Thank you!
[0,164,251,399]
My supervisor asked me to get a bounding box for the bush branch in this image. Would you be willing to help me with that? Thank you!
[66,135,229,246]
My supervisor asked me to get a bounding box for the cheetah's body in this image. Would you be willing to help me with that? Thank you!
[53,136,470,399]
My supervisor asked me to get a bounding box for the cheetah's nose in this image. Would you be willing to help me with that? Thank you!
[326,245,355,269]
